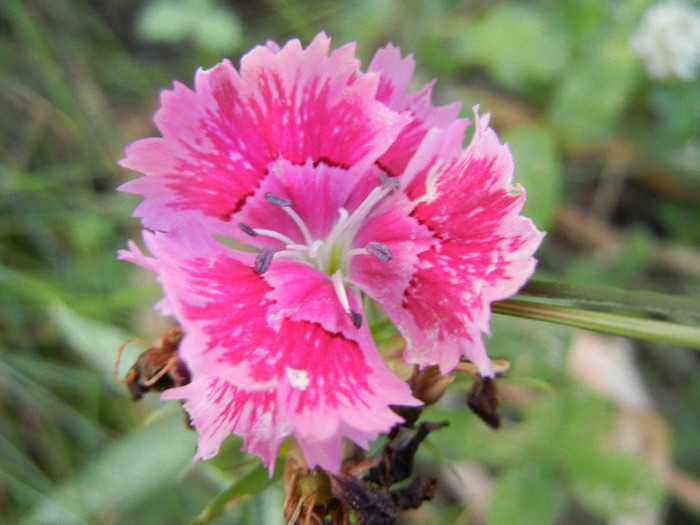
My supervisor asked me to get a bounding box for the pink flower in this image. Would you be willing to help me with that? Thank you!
[119,33,543,473]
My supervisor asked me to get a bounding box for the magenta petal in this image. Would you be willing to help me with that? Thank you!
[117,239,157,273]
[390,110,544,376]
[233,160,371,248]
[146,226,419,472]
[274,320,418,472]
[119,33,412,232]
[349,193,434,313]
[143,230,280,388]
[262,259,366,336]
[369,43,463,177]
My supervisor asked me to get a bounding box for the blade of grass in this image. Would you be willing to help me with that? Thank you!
[493,298,700,349]
[520,279,700,318]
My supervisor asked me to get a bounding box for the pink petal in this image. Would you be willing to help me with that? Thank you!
[275,320,418,472]
[147,227,419,472]
[162,377,291,473]
[117,238,173,316]
[143,229,277,387]
[263,260,360,334]
[120,32,412,230]
[385,110,543,376]
[369,44,463,177]
[348,192,434,314]
[117,239,158,273]
[232,159,374,249]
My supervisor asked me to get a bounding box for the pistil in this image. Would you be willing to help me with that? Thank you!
[237,182,396,327]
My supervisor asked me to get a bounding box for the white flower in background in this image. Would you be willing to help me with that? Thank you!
[630,2,700,80]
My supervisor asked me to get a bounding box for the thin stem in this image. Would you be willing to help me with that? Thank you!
[520,279,700,319]
[492,299,700,349]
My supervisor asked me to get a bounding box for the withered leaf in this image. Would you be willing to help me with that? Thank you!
[366,421,448,487]
[390,474,438,510]
[330,474,398,525]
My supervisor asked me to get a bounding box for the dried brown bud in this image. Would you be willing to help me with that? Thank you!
[467,375,501,428]
[411,365,454,405]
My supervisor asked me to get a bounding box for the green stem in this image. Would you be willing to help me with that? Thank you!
[520,279,700,318]
[492,299,700,349]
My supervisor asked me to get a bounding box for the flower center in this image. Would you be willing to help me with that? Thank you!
[237,182,395,328]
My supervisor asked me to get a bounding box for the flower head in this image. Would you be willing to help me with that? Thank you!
[630,1,700,81]
[119,33,543,473]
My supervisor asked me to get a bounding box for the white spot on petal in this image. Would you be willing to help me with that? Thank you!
[286,366,309,391]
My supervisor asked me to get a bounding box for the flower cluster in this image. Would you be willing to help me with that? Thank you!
[119,33,543,473]
[630,1,700,81]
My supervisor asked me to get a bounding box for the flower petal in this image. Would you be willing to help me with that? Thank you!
[274,320,418,472]
[232,160,377,249]
[120,33,412,230]
[162,377,290,474]
[369,43,463,177]
[348,192,434,316]
[142,229,280,388]
[382,110,544,376]
[146,228,419,472]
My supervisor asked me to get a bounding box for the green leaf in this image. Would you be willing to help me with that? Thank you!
[193,8,243,53]
[136,0,200,44]
[548,35,640,148]
[487,314,571,382]
[24,409,198,524]
[566,445,664,518]
[189,458,284,525]
[457,4,570,92]
[492,299,700,349]
[421,405,523,466]
[47,302,132,377]
[520,279,700,319]
[486,461,563,525]
[523,386,664,518]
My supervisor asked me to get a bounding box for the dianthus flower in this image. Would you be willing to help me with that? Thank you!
[118,33,543,473]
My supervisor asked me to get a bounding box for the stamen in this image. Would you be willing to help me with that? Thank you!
[331,270,351,312]
[238,223,258,237]
[325,185,394,251]
[254,246,275,274]
[265,192,292,207]
[249,228,297,246]
[379,173,400,188]
[365,241,392,262]
[280,206,314,246]
[308,239,324,260]
[331,270,362,329]
[262,192,315,246]
[349,311,363,329]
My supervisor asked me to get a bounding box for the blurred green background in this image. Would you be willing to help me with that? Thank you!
[1,0,699,524]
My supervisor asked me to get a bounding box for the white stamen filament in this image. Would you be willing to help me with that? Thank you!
[345,248,368,259]
[323,185,394,256]
[280,206,314,246]
[272,249,308,262]
[308,239,324,259]
[331,269,352,314]
[249,228,297,246]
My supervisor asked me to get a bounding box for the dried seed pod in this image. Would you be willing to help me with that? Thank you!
[114,326,190,400]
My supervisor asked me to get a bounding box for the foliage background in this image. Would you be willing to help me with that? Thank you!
[1,0,699,523]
